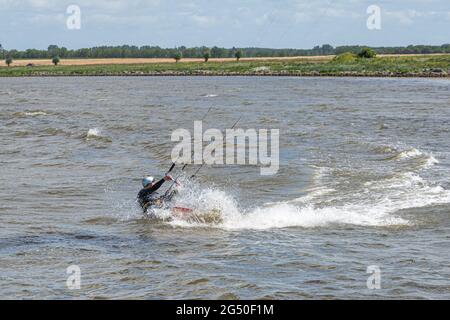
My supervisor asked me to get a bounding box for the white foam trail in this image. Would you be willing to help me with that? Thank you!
[222,178,447,230]
[162,187,412,230]
[222,203,408,230]
[155,158,450,230]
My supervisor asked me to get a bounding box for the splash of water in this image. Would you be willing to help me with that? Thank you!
[113,146,449,230]
[87,128,102,138]
[85,128,112,143]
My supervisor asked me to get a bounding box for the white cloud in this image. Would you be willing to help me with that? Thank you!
[255,13,269,26]
[28,0,53,8]
[386,9,442,25]
[29,12,65,24]
[190,15,217,27]
[87,13,159,27]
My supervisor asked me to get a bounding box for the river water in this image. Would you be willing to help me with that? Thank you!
[0,76,449,299]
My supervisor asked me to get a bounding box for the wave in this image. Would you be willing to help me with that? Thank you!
[395,148,423,160]
[385,147,439,164]
[377,146,439,169]
[117,145,449,231]
[42,127,66,136]
[13,110,48,117]
[84,128,112,143]
[87,128,101,138]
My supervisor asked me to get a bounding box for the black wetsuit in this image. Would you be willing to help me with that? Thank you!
[137,178,166,211]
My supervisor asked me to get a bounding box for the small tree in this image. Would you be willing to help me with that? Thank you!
[52,56,60,66]
[235,49,242,61]
[5,56,12,67]
[174,52,182,63]
[203,50,210,62]
[357,48,376,59]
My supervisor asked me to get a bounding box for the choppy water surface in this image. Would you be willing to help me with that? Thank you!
[1,76,449,299]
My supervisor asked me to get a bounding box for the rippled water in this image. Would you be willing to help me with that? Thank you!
[1,77,449,299]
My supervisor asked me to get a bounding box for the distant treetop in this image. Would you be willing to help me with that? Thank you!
[2,44,450,59]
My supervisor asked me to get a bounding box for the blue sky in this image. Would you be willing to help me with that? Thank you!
[1,0,449,50]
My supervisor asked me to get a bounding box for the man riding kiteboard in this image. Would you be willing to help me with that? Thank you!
[137,165,196,219]
[137,107,240,220]
[137,174,175,213]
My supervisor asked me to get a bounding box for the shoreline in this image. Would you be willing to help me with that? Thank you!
[1,54,448,78]
[2,72,448,78]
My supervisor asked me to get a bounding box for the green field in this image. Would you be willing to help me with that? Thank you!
[1,55,449,77]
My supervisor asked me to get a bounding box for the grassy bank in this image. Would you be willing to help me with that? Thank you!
[1,54,449,77]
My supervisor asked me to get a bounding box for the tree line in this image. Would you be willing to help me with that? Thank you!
[1,43,450,60]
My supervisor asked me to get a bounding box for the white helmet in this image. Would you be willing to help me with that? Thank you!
[142,176,155,187]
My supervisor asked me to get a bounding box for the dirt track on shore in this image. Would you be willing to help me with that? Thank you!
[4,53,450,68]
[1,56,337,67]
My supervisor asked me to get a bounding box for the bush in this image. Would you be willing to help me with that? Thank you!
[52,56,60,66]
[173,52,182,63]
[332,52,357,63]
[235,49,242,61]
[203,50,210,62]
[5,56,12,67]
[357,48,377,59]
